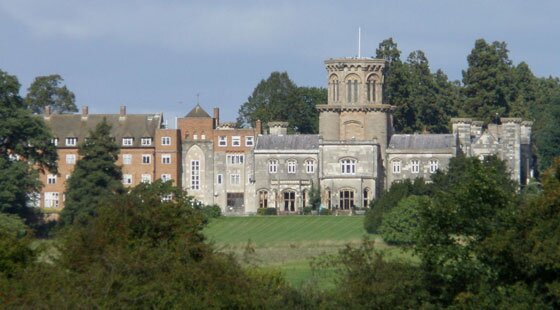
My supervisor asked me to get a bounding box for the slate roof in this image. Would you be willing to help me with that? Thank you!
[388,134,455,149]
[255,135,320,150]
[185,104,211,118]
[44,113,162,147]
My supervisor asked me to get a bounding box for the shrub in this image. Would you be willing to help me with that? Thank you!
[319,208,332,215]
[200,204,222,220]
[379,195,429,245]
[303,207,312,215]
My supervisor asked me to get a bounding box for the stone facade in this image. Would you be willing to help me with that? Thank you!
[38,55,533,214]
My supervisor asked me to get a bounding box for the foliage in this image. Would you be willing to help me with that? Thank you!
[415,155,518,305]
[256,207,277,215]
[379,195,429,245]
[310,239,427,308]
[237,72,326,134]
[24,74,77,114]
[197,203,222,221]
[0,69,58,216]
[3,182,302,308]
[308,184,321,210]
[0,214,34,278]
[61,119,124,226]
[364,178,432,234]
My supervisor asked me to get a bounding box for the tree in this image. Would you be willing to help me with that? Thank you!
[61,119,124,226]
[379,195,429,245]
[0,69,58,216]
[462,39,515,123]
[25,74,77,114]
[415,155,517,304]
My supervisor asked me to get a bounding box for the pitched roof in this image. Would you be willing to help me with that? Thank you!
[255,135,320,150]
[44,113,162,147]
[388,134,455,149]
[185,104,211,118]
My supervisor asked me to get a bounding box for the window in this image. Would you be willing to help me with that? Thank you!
[287,159,297,174]
[51,138,58,146]
[232,136,241,147]
[217,174,223,185]
[122,137,134,146]
[65,154,76,165]
[326,189,332,209]
[339,190,355,210]
[141,137,152,146]
[346,78,359,103]
[201,134,206,140]
[245,136,254,146]
[141,174,152,183]
[219,136,227,147]
[193,134,198,140]
[283,191,296,212]
[44,192,59,208]
[367,75,376,102]
[123,154,132,165]
[230,173,241,185]
[268,159,278,173]
[161,154,171,164]
[340,158,356,175]
[47,174,57,184]
[429,159,439,173]
[305,159,316,173]
[161,174,171,182]
[363,188,370,208]
[161,136,171,146]
[66,137,77,146]
[191,160,200,190]
[392,161,401,174]
[123,174,133,185]
[411,160,420,173]
[142,154,151,164]
[227,154,245,165]
[258,190,268,208]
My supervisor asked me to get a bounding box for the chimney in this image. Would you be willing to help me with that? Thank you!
[268,122,288,136]
[120,105,126,116]
[81,105,89,118]
[256,119,262,134]
[44,105,52,116]
[213,107,220,128]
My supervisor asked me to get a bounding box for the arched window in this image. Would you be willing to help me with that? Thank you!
[326,188,331,209]
[329,74,339,103]
[302,190,307,208]
[367,75,377,103]
[411,159,420,173]
[287,159,297,174]
[346,75,360,104]
[392,160,401,174]
[283,190,296,212]
[363,188,370,208]
[339,189,355,210]
[258,190,268,209]
[340,158,357,175]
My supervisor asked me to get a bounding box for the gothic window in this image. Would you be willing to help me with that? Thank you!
[429,159,439,173]
[363,188,370,208]
[283,190,296,212]
[340,158,356,175]
[392,161,401,174]
[329,75,339,103]
[268,159,278,173]
[367,75,376,103]
[258,190,268,209]
[411,160,420,173]
[339,189,354,210]
[346,75,360,104]
[191,160,200,190]
[287,159,297,174]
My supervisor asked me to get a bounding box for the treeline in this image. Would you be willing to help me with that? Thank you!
[237,38,560,173]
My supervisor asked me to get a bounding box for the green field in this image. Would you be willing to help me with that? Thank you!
[204,216,412,287]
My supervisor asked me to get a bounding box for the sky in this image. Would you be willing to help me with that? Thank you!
[1,0,559,128]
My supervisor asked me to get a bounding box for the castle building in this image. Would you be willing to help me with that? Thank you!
[38,56,533,214]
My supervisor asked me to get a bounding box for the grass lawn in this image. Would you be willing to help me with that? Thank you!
[204,216,414,288]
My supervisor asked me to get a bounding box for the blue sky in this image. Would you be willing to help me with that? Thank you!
[1,1,559,127]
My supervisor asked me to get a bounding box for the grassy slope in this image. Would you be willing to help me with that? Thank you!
[204,216,413,288]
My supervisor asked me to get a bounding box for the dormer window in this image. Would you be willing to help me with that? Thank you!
[122,137,134,146]
[66,137,77,146]
[141,137,152,146]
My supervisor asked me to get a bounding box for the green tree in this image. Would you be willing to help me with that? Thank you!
[462,39,515,122]
[61,119,124,226]
[289,86,326,134]
[0,69,58,216]
[0,213,34,278]
[415,155,517,304]
[379,195,429,245]
[24,74,77,114]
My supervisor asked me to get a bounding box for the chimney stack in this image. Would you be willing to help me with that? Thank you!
[213,107,220,128]
[44,105,52,116]
[81,105,89,118]
[120,105,126,116]
[256,119,262,134]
